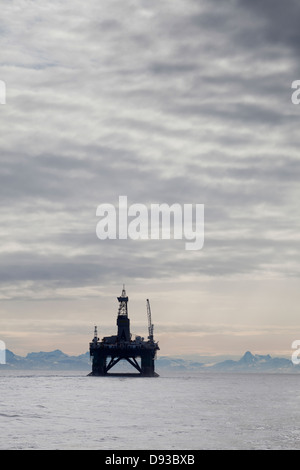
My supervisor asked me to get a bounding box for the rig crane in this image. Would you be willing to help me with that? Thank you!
[146,298,154,342]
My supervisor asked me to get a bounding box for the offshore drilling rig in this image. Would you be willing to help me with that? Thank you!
[89,286,159,377]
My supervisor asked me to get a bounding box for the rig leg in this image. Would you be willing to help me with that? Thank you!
[141,351,156,376]
[90,351,107,376]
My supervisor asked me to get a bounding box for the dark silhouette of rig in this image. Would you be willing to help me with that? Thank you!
[89,286,159,377]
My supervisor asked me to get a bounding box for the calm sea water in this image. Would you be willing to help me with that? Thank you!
[0,370,299,450]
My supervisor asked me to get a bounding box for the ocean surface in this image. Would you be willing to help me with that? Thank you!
[0,369,299,450]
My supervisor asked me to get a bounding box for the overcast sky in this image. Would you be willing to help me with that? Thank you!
[1,0,300,358]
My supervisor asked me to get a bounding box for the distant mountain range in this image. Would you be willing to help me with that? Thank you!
[0,349,299,373]
[157,351,299,373]
[206,350,299,373]
[2,349,91,371]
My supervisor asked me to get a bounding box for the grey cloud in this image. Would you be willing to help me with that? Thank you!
[0,0,299,304]
[238,0,300,54]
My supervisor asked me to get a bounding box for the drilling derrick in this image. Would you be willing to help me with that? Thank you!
[89,286,159,377]
[117,285,131,343]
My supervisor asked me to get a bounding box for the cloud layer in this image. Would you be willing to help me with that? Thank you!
[1,0,300,354]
